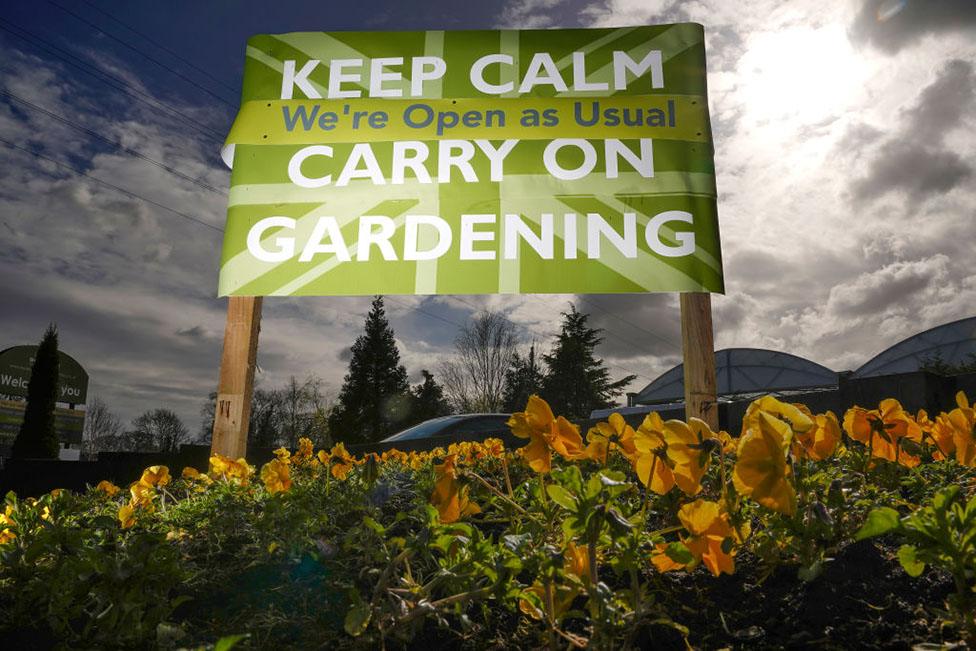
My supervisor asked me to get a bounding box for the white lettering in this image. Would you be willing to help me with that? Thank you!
[646,210,696,257]
[328,59,363,98]
[606,138,654,179]
[543,139,597,180]
[404,215,452,260]
[299,217,350,261]
[411,56,446,96]
[613,50,664,90]
[369,57,403,98]
[281,60,321,99]
[288,145,333,188]
[504,213,553,259]
[519,53,568,93]
[470,54,514,94]
[357,216,398,260]
[248,216,296,262]
[587,212,637,259]
[459,214,496,260]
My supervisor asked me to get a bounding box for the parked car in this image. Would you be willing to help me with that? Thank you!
[381,413,511,444]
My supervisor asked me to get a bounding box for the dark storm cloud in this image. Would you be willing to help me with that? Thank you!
[851,140,970,203]
[825,255,949,318]
[575,293,683,359]
[175,325,209,339]
[902,59,975,142]
[850,0,976,53]
[849,59,974,205]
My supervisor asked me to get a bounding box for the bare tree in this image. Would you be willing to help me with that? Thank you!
[82,396,122,458]
[280,375,332,447]
[439,311,520,413]
[132,408,190,453]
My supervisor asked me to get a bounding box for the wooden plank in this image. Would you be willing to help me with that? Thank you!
[210,296,262,458]
[680,292,718,430]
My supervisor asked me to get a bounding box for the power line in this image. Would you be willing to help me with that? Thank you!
[76,0,240,97]
[0,18,227,145]
[386,296,467,330]
[0,87,227,196]
[576,294,683,354]
[47,0,238,108]
[0,136,223,233]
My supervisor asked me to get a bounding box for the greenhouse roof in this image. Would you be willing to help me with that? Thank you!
[852,316,976,378]
[633,348,838,405]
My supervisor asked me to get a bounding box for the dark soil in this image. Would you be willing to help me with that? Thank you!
[644,538,959,650]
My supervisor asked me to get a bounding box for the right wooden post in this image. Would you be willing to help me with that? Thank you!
[680,292,718,430]
[210,296,263,459]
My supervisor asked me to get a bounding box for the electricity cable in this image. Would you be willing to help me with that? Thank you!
[0,87,227,196]
[76,0,241,97]
[0,136,223,233]
[0,18,227,145]
[47,0,238,108]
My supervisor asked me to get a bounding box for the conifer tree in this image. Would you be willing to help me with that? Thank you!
[541,305,636,420]
[12,324,61,458]
[502,344,545,412]
[328,297,411,443]
[410,370,452,423]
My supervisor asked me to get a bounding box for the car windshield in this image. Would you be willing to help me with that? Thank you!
[383,416,469,442]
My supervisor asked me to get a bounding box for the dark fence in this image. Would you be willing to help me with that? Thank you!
[2,370,973,498]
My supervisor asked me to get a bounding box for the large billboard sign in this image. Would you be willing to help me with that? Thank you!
[0,346,89,404]
[218,24,723,296]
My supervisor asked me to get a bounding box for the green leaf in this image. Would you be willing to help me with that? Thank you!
[344,601,372,637]
[546,485,578,510]
[214,634,250,651]
[797,561,823,582]
[664,541,693,565]
[604,507,634,531]
[91,516,118,530]
[897,544,925,577]
[932,486,960,512]
[854,507,901,540]
[502,533,531,553]
[585,474,602,500]
[362,516,385,535]
[598,470,628,486]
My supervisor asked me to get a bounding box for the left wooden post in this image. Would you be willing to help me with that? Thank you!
[211,296,262,459]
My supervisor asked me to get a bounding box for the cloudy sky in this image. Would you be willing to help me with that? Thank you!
[0,0,973,433]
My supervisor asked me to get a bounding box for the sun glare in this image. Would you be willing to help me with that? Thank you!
[738,24,868,129]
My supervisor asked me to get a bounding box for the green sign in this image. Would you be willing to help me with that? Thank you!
[0,346,89,404]
[0,400,85,445]
[219,24,723,296]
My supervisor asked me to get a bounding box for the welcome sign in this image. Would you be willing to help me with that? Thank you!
[218,24,723,296]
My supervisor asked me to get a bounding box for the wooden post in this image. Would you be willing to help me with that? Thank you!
[680,292,718,430]
[211,296,262,458]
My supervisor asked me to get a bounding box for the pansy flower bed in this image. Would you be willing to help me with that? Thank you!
[1,393,974,649]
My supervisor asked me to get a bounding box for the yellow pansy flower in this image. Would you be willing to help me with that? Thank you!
[118,504,136,529]
[430,454,480,523]
[509,395,584,474]
[733,412,796,516]
[632,412,675,495]
[260,459,292,494]
[95,480,120,497]
[139,465,171,488]
[662,418,716,496]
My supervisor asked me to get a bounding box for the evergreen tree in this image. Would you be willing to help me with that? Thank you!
[502,344,545,412]
[410,370,451,423]
[541,305,636,420]
[12,324,61,458]
[328,297,411,443]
